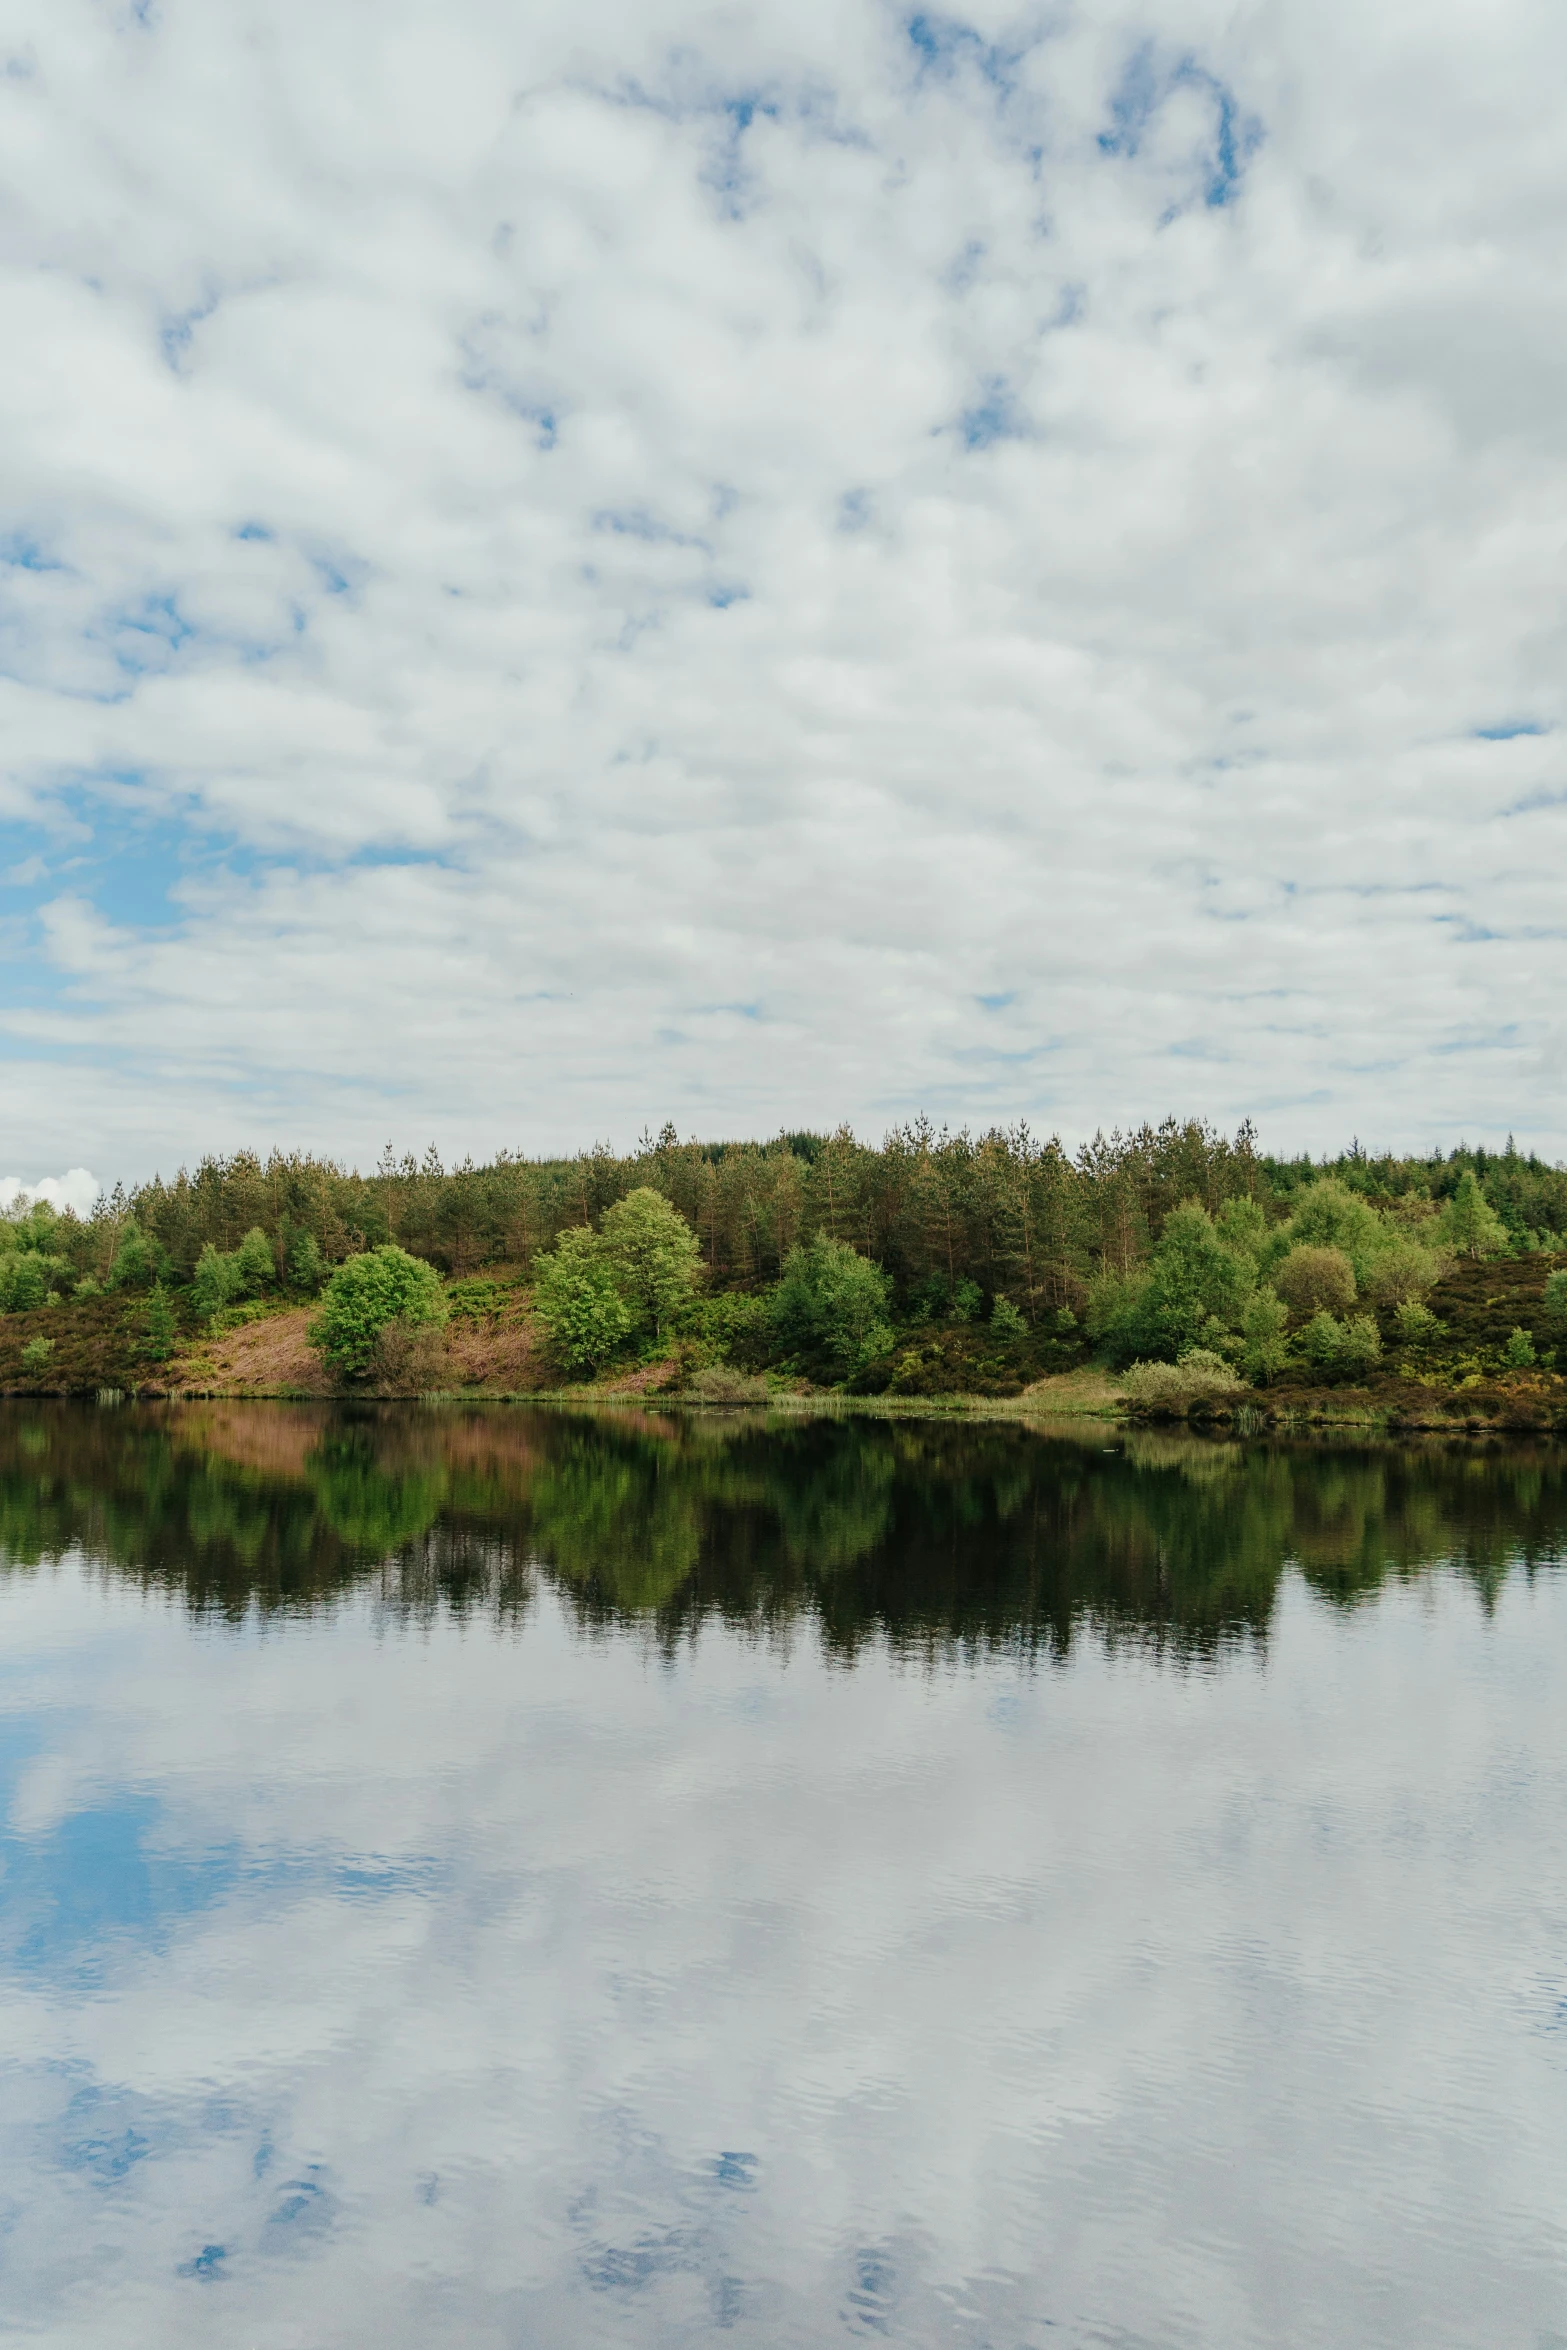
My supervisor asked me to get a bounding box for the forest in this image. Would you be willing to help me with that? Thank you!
[2,1119,1566,1401]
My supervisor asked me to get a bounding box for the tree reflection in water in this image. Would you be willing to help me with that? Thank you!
[0,1401,1562,1656]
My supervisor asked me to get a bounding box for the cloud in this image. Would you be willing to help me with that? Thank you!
[0,0,1564,1176]
[0,1168,100,1217]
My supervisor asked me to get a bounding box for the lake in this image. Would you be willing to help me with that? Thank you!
[2,1400,1565,2347]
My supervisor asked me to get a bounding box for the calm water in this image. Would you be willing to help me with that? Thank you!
[2,1402,1566,2348]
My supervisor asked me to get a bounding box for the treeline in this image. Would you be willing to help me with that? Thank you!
[19,1118,1567,1308]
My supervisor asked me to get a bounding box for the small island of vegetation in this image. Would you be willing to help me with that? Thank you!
[3,1118,1566,1429]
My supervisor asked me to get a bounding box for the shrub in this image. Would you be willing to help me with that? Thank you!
[1,1255,48,1313]
[1337,1314,1382,1375]
[1300,1310,1381,1376]
[1120,1351,1243,1416]
[1394,1299,1444,1348]
[1503,1327,1537,1369]
[772,1236,894,1375]
[681,1364,769,1405]
[19,1336,54,1375]
[952,1278,983,1322]
[1274,1246,1356,1319]
[532,1228,635,1372]
[990,1294,1027,1340]
[308,1246,449,1381]
[446,1277,503,1322]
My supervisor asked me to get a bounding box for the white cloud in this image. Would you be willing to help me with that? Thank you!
[0,1167,100,1217]
[0,0,1564,1177]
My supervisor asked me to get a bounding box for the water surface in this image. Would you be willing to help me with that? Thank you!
[2,1402,1565,2346]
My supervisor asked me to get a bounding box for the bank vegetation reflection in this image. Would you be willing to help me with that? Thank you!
[1,1403,1562,1656]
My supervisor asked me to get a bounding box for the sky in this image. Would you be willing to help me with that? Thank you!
[1,0,1564,1192]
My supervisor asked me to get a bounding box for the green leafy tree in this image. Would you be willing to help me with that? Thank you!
[532,1228,635,1372]
[1214,1195,1270,1262]
[1102,1200,1253,1365]
[1503,1327,1537,1369]
[772,1235,894,1373]
[1437,1171,1509,1261]
[190,1244,242,1320]
[142,1282,178,1362]
[1239,1287,1289,1383]
[287,1230,327,1293]
[1,1255,48,1313]
[597,1188,703,1339]
[1274,1245,1356,1319]
[233,1227,276,1296]
[19,1336,54,1375]
[1285,1177,1389,1285]
[106,1220,166,1292]
[1363,1238,1444,1306]
[990,1294,1027,1340]
[308,1246,448,1380]
[1395,1299,1444,1348]
[951,1277,983,1322]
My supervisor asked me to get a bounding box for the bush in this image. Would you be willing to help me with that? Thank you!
[446,1277,503,1322]
[308,1246,449,1381]
[772,1236,894,1375]
[990,1294,1027,1340]
[19,1336,54,1375]
[1503,1327,1537,1369]
[1394,1299,1444,1348]
[106,1221,166,1292]
[1121,1351,1243,1416]
[681,1364,770,1405]
[532,1228,635,1372]
[1300,1310,1381,1377]
[1,1255,49,1313]
[1436,1170,1509,1261]
[1364,1238,1444,1307]
[952,1278,983,1322]
[1274,1246,1356,1319]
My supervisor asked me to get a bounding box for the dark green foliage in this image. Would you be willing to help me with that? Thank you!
[107,1220,167,1292]
[142,1283,178,1362]
[772,1236,894,1375]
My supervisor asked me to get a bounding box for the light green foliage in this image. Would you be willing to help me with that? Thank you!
[1,1255,49,1313]
[1274,1245,1356,1319]
[19,1337,54,1374]
[106,1221,165,1292]
[1363,1237,1444,1306]
[308,1246,449,1380]
[1394,1299,1444,1347]
[143,1282,178,1362]
[990,1294,1027,1339]
[190,1244,243,1320]
[951,1278,983,1322]
[1503,1327,1537,1369]
[1121,1352,1243,1414]
[233,1227,276,1295]
[287,1230,327,1293]
[1540,1270,1567,1335]
[1214,1195,1270,1261]
[1436,1171,1509,1261]
[693,1289,770,1360]
[532,1228,635,1372]
[1101,1200,1254,1365]
[1239,1287,1289,1383]
[1285,1177,1388,1285]
[772,1235,895,1373]
[1052,1306,1078,1335]
[596,1188,703,1339]
[1301,1310,1382,1375]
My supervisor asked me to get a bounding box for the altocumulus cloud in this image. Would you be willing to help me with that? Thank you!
[0,0,1564,1177]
